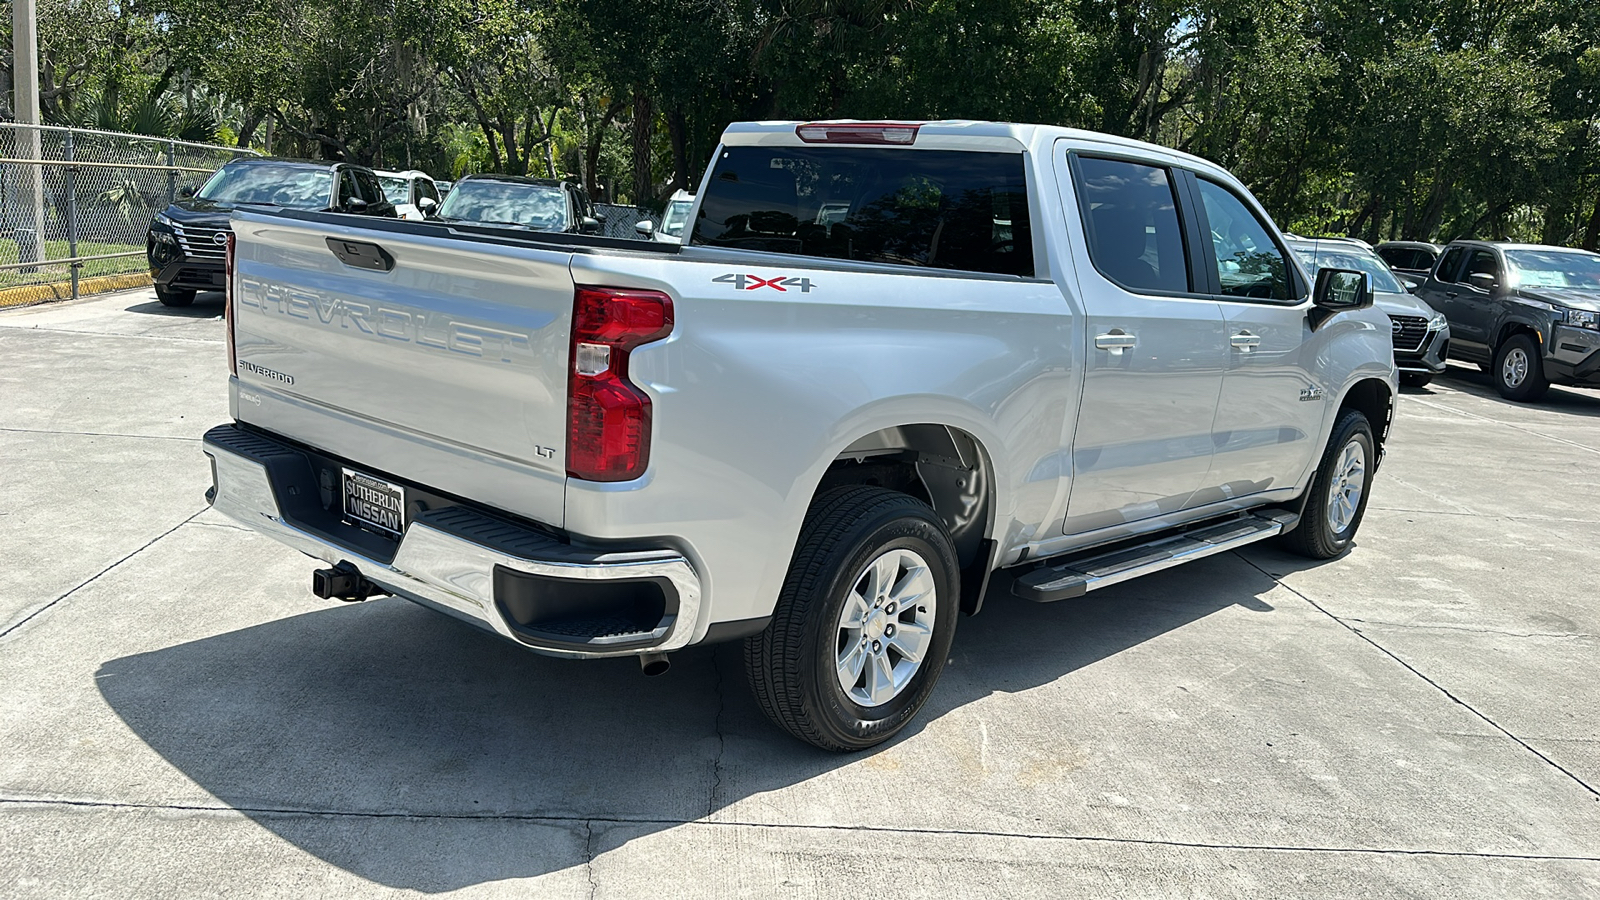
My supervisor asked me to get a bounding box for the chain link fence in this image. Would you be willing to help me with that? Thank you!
[595,203,652,241]
[0,123,257,307]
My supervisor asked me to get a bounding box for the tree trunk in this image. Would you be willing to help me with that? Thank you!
[1417,179,1452,241]
[1581,188,1600,252]
[1347,197,1378,238]
[237,108,266,150]
[584,99,626,199]
[666,107,688,193]
[632,87,655,205]
[1459,202,1512,241]
[543,107,559,178]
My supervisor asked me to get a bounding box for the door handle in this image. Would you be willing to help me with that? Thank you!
[1230,330,1262,352]
[1446,291,1458,298]
[1094,329,1137,355]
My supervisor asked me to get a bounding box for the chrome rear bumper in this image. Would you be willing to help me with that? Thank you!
[202,424,701,659]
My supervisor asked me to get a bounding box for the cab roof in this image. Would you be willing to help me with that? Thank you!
[720,119,1223,174]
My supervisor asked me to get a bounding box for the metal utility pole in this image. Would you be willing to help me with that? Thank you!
[11,0,47,270]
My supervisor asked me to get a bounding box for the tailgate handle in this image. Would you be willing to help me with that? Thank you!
[325,237,395,272]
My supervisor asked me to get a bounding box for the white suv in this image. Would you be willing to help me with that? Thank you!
[374,169,442,221]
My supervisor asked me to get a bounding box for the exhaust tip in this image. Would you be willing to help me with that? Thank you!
[639,652,671,677]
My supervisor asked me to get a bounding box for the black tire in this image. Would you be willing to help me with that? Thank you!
[745,486,960,751]
[1492,333,1549,402]
[1399,373,1433,388]
[155,285,196,308]
[1280,409,1376,560]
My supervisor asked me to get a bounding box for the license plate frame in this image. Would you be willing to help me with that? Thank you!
[342,468,406,537]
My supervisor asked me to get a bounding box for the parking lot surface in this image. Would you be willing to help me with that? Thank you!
[3,288,1599,897]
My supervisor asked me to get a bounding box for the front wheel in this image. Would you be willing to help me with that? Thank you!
[745,486,959,751]
[1280,409,1375,560]
[1400,373,1433,388]
[155,285,195,308]
[1492,334,1549,402]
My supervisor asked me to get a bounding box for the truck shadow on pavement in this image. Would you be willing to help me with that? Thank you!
[96,556,1282,892]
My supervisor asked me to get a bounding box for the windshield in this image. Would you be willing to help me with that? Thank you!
[197,163,333,209]
[659,199,692,237]
[1291,243,1404,294]
[437,180,568,231]
[1505,249,1600,290]
[377,176,411,206]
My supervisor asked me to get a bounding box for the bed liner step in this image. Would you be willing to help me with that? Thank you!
[1012,509,1299,602]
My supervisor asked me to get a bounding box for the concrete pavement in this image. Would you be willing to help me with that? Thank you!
[2,289,1597,897]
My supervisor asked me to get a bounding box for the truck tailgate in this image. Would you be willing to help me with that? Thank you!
[230,211,576,527]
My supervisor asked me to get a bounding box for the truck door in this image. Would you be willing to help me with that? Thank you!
[1452,249,1503,350]
[1188,175,1326,501]
[1055,147,1227,535]
[1416,246,1470,354]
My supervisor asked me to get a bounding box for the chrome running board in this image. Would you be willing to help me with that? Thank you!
[1012,510,1298,602]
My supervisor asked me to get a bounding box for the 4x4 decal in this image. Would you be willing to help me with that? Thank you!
[713,273,815,293]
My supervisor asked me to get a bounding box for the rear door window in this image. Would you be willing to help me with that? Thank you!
[1072,156,1190,293]
[692,146,1033,277]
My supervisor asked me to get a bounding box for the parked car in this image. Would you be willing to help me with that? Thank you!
[1376,241,1443,292]
[1288,236,1449,387]
[635,189,694,243]
[146,158,396,307]
[435,180,454,198]
[206,119,1395,750]
[435,174,604,234]
[1414,241,1600,401]
[374,169,442,221]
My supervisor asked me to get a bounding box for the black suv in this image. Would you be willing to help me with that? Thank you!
[1415,241,1600,401]
[147,158,397,307]
[1375,241,1443,292]
[433,174,605,235]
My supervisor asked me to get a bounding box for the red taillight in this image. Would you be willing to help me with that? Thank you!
[567,285,674,482]
[224,232,237,376]
[795,122,920,145]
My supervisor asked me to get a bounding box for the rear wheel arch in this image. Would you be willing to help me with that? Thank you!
[814,424,997,578]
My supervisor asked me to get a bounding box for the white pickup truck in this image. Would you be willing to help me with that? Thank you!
[204,120,1395,750]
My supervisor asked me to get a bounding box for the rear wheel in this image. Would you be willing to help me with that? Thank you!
[1492,334,1549,402]
[155,285,195,308]
[1280,409,1375,560]
[745,486,959,751]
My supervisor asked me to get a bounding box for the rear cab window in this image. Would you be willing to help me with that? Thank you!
[691,146,1033,277]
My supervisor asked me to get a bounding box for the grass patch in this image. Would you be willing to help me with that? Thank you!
[0,239,145,288]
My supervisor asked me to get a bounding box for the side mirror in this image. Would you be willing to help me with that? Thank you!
[634,220,655,237]
[1466,272,1498,291]
[581,216,601,234]
[344,197,369,213]
[418,196,438,214]
[177,185,196,200]
[1310,268,1371,327]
